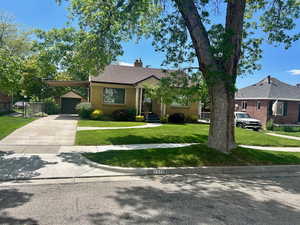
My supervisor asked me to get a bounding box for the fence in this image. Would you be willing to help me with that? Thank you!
[24,102,45,117]
[199,112,210,122]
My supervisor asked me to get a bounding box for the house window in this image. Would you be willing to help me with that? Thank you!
[242,101,247,110]
[171,96,190,107]
[103,88,125,104]
[272,101,288,116]
[256,101,261,110]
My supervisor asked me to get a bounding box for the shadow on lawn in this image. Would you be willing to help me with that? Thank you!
[105,133,208,145]
[0,188,38,224]
[88,174,300,224]
[0,151,57,181]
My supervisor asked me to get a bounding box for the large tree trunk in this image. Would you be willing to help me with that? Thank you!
[208,82,236,153]
[175,0,246,152]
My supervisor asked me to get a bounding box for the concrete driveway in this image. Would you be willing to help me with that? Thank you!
[0,115,78,146]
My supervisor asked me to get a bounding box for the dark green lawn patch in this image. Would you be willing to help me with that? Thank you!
[76,124,300,147]
[78,120,146,127]
[0,116,35,140]
[83,144,300,168]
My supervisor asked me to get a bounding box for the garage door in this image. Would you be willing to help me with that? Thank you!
[61,98,81,114]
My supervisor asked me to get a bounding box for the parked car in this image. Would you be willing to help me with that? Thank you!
[13,101,29,109]
[234,112,262,131]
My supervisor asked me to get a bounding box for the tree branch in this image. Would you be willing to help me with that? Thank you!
[224,0,246,79]
[174,0,217,74]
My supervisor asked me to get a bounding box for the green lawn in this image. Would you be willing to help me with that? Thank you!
[76,123,300,147]
[83,144,300,167]
[0,116,35,140]
[78,120,146,127]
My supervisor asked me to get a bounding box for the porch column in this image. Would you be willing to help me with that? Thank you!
[139,88,143,115]
[135,87,139,115]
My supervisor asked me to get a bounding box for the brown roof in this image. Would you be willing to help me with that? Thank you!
[61,91,85,99]
[90,65,175,84]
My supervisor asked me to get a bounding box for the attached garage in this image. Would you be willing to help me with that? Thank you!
[61,91,86,114]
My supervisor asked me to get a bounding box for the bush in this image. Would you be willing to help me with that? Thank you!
[76,102,93,119]
[169,113,185,123]
[266,119,274,131]
[186,115,198,123]
[135,115,145,122]
[160,115,168,123]
[44,98,59,115]
[112,108,136,121]
[273,125,300,132]
[90,109,103,120]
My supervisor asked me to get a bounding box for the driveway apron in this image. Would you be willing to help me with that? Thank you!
[0,115,77,146]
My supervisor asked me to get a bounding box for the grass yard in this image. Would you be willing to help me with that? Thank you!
[0,116,35,140]
[76,123,300,147]
[78,120,146,127]
[83,144,300,167]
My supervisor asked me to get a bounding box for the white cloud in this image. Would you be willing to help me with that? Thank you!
[288,69,300,75]
[115,61,134,67]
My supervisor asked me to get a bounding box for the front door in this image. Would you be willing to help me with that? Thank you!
[141,90,152,114]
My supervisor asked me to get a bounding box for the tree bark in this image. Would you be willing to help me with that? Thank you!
[175,0,246,153]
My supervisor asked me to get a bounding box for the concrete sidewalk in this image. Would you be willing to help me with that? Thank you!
[0,115,78,146]
[0,152,128,181]
[77,123,162,131]
[266,132,300,141]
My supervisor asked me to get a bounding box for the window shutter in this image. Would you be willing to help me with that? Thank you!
[283,102,288,116]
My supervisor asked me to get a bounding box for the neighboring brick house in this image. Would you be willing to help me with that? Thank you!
[235,76,300,126]
[0,91,11,113]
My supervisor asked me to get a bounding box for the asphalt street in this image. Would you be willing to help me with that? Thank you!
[0,174,300,225]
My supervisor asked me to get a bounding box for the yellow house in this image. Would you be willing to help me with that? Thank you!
[89,60,200,118]
[47,59,201,118]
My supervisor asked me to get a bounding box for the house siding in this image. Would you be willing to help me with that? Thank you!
[166,103,199,117]
[90,82,136,115]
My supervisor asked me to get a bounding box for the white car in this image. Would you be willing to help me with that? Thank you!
[234,112,262,131]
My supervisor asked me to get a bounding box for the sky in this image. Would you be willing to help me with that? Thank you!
[1,0,300,88]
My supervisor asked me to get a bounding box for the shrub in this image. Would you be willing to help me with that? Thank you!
[44,98,59,115]
[266,119,274,131]
[169,113,185,123]
[273,125,300,132]
[101,115,113,121]
[186,115,198,123]
[90,109,103,120]
[160,115,168,123]
[76,102,93,119]
[112,108,136,121]
[135,115,145,122]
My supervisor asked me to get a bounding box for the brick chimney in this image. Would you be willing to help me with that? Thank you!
[134,59,143,67]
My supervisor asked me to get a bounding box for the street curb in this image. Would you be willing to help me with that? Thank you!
[81,154,300,176]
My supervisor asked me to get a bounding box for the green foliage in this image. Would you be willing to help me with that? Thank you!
[144,71,204,106]
[273,125,300,132]
[160,115,169,123]
[76,102,93,119]
[266,119,274,131]
[44,98,60,115]
[135,115,145,122]
[168,113,185,124]
[186,115,199,123]
[90,109,104,120]
[112,108,137,121]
